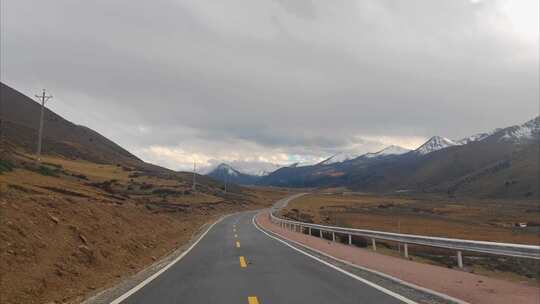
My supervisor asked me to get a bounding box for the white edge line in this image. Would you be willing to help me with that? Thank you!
[110,214,230,304]
[254,212,470,304]
[270,194,470,304]
[251,213,419,304]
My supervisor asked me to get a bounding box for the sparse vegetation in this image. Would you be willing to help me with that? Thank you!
[35,165,62,177]
[0,159,15,173]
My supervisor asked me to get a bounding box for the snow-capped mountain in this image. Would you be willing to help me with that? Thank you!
[414,136,457,155]
[203,160,281,176]
[496,116,539,143]
[319,153,358,165]
[456,132,494,145]
[259,116,539,197]
[213,163,239,176]
[364,145,411,158]
[207,163,261,185]
[319,145,410,165]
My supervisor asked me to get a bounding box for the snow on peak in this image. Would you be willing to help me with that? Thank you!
[319,152,358,165]
[414,136,457,155]
[499,116,540,142]
[215,163,239,176]
[456,132,493,145]
[364,145,411,158]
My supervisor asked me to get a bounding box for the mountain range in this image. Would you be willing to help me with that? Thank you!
[208,116,539,199]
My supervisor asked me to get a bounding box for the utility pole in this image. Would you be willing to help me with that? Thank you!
[35,89,53,162]
[192,161,197,192]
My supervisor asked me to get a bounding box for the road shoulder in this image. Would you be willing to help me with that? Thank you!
[82,214,231,304]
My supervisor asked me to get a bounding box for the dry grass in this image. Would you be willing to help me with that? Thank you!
[284,193,540,244]
[282,192,540,283]
[38,155,131,182]
[0,154,286,304]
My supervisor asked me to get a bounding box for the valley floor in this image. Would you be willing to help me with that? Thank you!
[280,191,540,283]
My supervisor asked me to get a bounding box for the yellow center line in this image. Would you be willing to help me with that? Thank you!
[239,256,247,268]
[248,296,259,304]
[236,241,241,248]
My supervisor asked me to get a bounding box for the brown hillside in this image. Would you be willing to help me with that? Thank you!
[1,82,139,165]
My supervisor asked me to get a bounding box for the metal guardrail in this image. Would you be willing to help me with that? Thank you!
[270,194,540,268]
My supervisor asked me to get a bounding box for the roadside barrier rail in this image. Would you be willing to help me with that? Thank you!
[270,195,540,268]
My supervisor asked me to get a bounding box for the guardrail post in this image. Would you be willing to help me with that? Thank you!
[403,243,409,258]
[371,239,377,251]
[457,251,463,269]
[348,234,352,245]
[308,227,312,236]
[319,230,323,238]
[332,232,336,242]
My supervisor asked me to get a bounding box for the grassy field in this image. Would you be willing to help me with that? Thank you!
[281,191,540,283]
[283,192,540,244]
[0,152,289,304]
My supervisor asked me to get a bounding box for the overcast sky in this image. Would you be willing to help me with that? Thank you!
[2,0,538,173]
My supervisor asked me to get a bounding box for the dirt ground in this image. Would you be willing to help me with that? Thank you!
[0,154,289,304]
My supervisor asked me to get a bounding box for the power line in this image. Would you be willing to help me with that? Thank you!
[35,89,53,162]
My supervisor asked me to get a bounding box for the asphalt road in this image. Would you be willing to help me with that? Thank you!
[118,209,407,304]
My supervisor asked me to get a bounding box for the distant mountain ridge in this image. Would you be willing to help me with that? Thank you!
[364,145,411,158]
[206,163,261,185]
[319,145,411,166]
[259,116,539,199]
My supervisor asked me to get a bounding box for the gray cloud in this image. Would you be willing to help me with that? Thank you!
[2,0,538,170]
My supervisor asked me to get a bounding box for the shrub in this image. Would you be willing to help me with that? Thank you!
[42,162,63,169]
[72,173,88,180]
[36,165,60,177]
[0,159,15,174]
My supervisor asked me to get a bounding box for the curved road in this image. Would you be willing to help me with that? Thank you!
[117,209,407,304]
